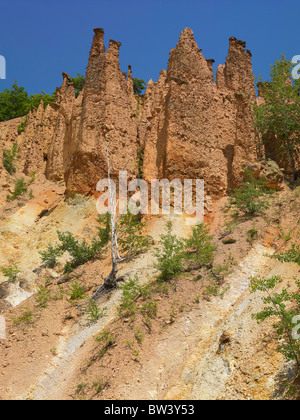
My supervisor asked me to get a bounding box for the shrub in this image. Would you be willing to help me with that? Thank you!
[13,310,34,326]
[7,178,27,201]
[86,299,107,323]
[67,281,86,302]
[133,78,146,96]
[271,244,300,266]
[57,231,103,273]
[35,285,51,308]
[17,119,26,134]
[39,244,61,268]
[97,213,111,247]
[154,222,184,280]
[118,276,141,318]
[229,169,272,216]
[250,275,300,369]
[184,223,216,269]
[0,264,20,282]
[117,212,152,258]
[247,228,259,244]
[3,143,19,175]
[0,82,56,122]
[71,73,85,98]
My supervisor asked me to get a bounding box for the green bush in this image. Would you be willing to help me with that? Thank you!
[71,73,85,98]
[67,281,86,302]
[154,222,184,280]
[271,244,300,266]
[97,213,111,247]
[229,169,272,216]
[250,275,300,369]
[0,265,20,282]
[17,119,27,134]
[39,228,104,273]
[7,178,27,201]
[39,244,61,268]
[117,212,152,258]
[0,82,56,122]
[35,285,51,308]
[57,231,103,273]
[118,276,141,318]
[3,143,19,175]
[85,299,107,323]
[133,78,146,96]
[184,223,216,269]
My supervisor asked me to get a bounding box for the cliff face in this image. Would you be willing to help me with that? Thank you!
[5,28,261,199]
[140,29,257,197]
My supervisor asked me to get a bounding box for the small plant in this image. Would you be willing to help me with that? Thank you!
[211,263,233,284]
[125,340,140,360]
[184,223,216,269]
[7,178,27,201]
[247,228,259,244]
[133,78,146,96]
[28,171,36,184]
[195,295,201,304]
[271,244,300,266]
[39,244,61,268]
[57,231,103,273]
[0,265,21,282]
[154,222,184,280]
[250,275,300,369]
[117,212,152,259]
[228,168,272,216]
[95,330,116,358]
[141,300,158,320]
[17,119,26,134]
[118,276,141,319]
[12,310,33,326]
[92,378,110,395]
[135,328,144,345]
[222,238,237,245]
[35,285,51,308]
[86,299,107,323]
[203,283,220,299]
[3,143,19,175]
[67,281,86,302]
[97,213,111,248]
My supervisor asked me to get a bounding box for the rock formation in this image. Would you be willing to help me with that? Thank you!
[3,27,289,201]
[140,29,257,198]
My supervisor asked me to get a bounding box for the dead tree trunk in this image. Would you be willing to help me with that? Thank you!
[92,141,123,300]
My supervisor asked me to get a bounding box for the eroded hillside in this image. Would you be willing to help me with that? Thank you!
[0,27,299,401]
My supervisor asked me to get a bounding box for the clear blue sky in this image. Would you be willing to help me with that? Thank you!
[0,0,299,95]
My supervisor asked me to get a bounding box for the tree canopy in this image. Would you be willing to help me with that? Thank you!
[0,82,56,122]
[254,54,300,180]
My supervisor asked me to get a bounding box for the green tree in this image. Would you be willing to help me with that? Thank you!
[29,91,56,109]
[184,223,216,269]
[71,73,85,98]
[133,78,146,96]
[0,82,56,122]
[3,143,19,174]
[117,212,152,259]
[0,83,30,121]
[254,54,300,180]
[250,275,300,370]
[229,168,272,216]
[154,222,184,280]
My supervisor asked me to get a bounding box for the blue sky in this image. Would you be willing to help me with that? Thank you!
[0,0,299,95]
